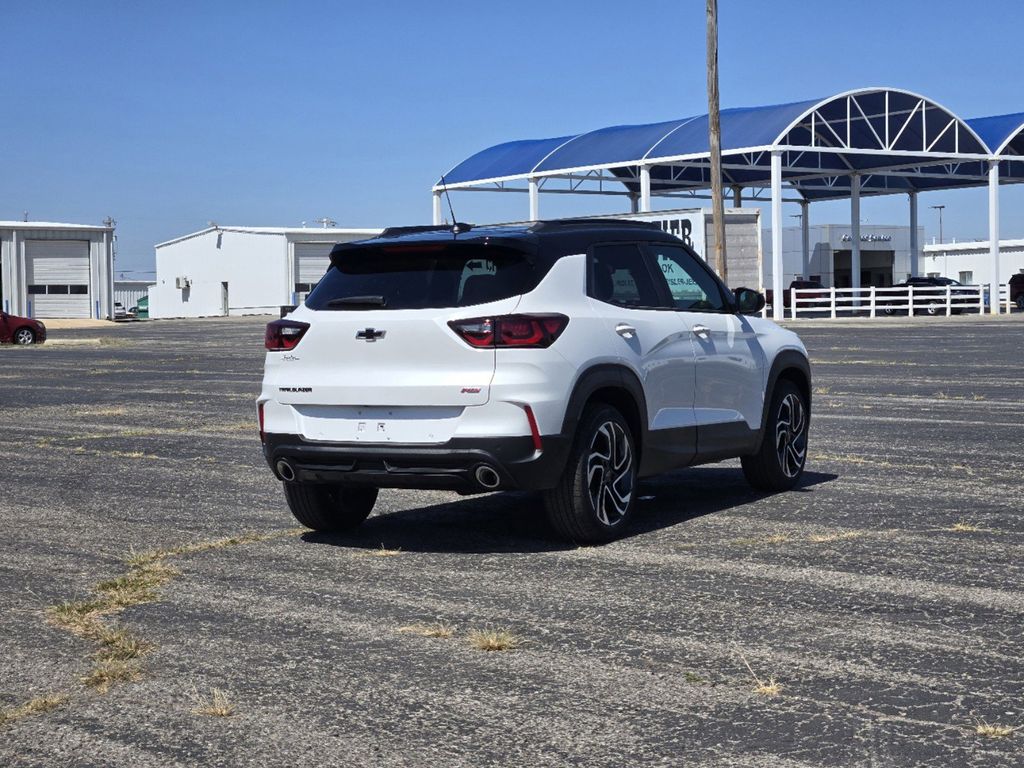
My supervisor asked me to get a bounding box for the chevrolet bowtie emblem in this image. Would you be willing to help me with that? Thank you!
[356,328,386,342]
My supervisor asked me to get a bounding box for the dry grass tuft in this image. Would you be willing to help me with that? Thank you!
[808,531,864,543]
[93,563,177,609]
[812,385,831,395]
[47,600,108,636]
[468,628,523,652]
[736,647,782,697]
[948,520,982,533]
[192,688,235,717]
[975,720,1015,739]
[357,545,402,558]
[399,622,456,639]
[81,659,141,693]
[92,626,154,663]
[126,529,302,567]
[0,694,69,726]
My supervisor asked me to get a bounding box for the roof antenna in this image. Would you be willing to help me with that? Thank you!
[439,173,461,237]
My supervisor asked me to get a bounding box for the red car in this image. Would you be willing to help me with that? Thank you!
[0,310,46,345]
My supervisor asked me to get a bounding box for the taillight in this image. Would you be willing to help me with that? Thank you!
[448,314,569,348]
[265,319,310,351]
[258,402,266,444]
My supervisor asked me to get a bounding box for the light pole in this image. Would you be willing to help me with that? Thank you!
[930,204,945,244]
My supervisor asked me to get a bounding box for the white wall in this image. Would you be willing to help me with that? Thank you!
[151,230,287,318]
[922,242,1024,286]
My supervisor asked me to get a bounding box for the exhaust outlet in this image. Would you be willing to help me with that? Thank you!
[475,465,501,490]
[276,460,296,482]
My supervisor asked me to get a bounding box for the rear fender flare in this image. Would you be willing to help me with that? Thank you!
[559,364,649,458]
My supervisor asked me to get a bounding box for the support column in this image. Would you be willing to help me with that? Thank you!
[800,200,810,278]
[732,185,742,208]
[908,191,919,279]
[640,166,651,212]
[629,193,639,214]
[771,150,784,321]
[850,173,862,298]
[989,160,1001,314]
[528,177,539,221]
[432,191,442,225]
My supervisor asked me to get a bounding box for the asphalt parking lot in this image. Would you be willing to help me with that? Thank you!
[1,314,1022,767]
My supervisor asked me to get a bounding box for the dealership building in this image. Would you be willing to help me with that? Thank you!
[775,224,923,288]
[0,221,116,319]
[150,225,380,318]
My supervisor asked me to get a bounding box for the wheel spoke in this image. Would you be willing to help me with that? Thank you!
[776,393,808,478]
[586,420,635,527]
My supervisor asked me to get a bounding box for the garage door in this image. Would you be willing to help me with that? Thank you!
[293,242,334,302]
[26,240,91,318]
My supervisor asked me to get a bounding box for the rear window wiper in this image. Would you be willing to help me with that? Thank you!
[326,295,387,309]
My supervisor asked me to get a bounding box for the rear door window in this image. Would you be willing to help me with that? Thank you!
[587,244,664,309]
[306,244,536,310]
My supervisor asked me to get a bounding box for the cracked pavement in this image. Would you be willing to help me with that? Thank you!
[1,314,1022,766]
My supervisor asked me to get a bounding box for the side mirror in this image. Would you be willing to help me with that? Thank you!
[733,287,765,315]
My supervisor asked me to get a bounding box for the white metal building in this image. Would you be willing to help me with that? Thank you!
[922,240,1024,286]
[150,226,380,319]
[113,280,155,310]
[0,221,115,319]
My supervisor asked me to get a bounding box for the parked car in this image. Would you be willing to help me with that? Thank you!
[881,276,978,315]
[1010,272,1024,311]
[113,302,127,319]
[259,219,811,543]
[766,279,829,310]
[0,310,46,345]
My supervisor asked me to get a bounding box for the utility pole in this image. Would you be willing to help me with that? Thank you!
[930,204,945,244]
[706,0,726,280]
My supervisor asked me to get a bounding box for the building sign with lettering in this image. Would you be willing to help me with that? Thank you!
[623,209,707,261]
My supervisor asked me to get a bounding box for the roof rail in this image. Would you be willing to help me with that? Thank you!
[379,223,474,238]
[529,218,661,231]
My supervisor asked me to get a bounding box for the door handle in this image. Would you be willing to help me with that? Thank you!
[615,323,636,338]
[692,324,711,339]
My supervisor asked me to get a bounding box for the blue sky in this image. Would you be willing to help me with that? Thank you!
[2,0,1022,276]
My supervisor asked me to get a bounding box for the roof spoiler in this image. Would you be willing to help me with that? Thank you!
[379,223,474,238]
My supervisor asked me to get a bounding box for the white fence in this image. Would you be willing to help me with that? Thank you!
[785,285,1013,319]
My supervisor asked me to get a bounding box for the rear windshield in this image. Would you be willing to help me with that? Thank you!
[305,244,536,311]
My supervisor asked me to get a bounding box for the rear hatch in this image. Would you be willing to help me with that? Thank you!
[267,236,539,443]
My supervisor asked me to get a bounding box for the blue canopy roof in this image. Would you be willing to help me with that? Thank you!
[968,112,1024,155]
[443,98,822,184]
[439,89,999,202]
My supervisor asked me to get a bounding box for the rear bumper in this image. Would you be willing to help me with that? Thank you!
[262,432,571,493]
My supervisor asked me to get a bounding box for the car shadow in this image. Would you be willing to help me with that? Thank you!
[300,467,838,556]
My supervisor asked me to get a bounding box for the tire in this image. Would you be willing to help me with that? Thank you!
[882,306,895,316]
[13,328,35,345]
[925,301,942,317]
[1016,296,1024,312]
[543,404,638,544]
[741,380,808,492]
[283,482,377,532]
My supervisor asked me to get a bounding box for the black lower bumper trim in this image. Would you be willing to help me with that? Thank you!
[263,433,571,493]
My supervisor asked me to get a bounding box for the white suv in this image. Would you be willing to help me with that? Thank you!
[259,219,811,542]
